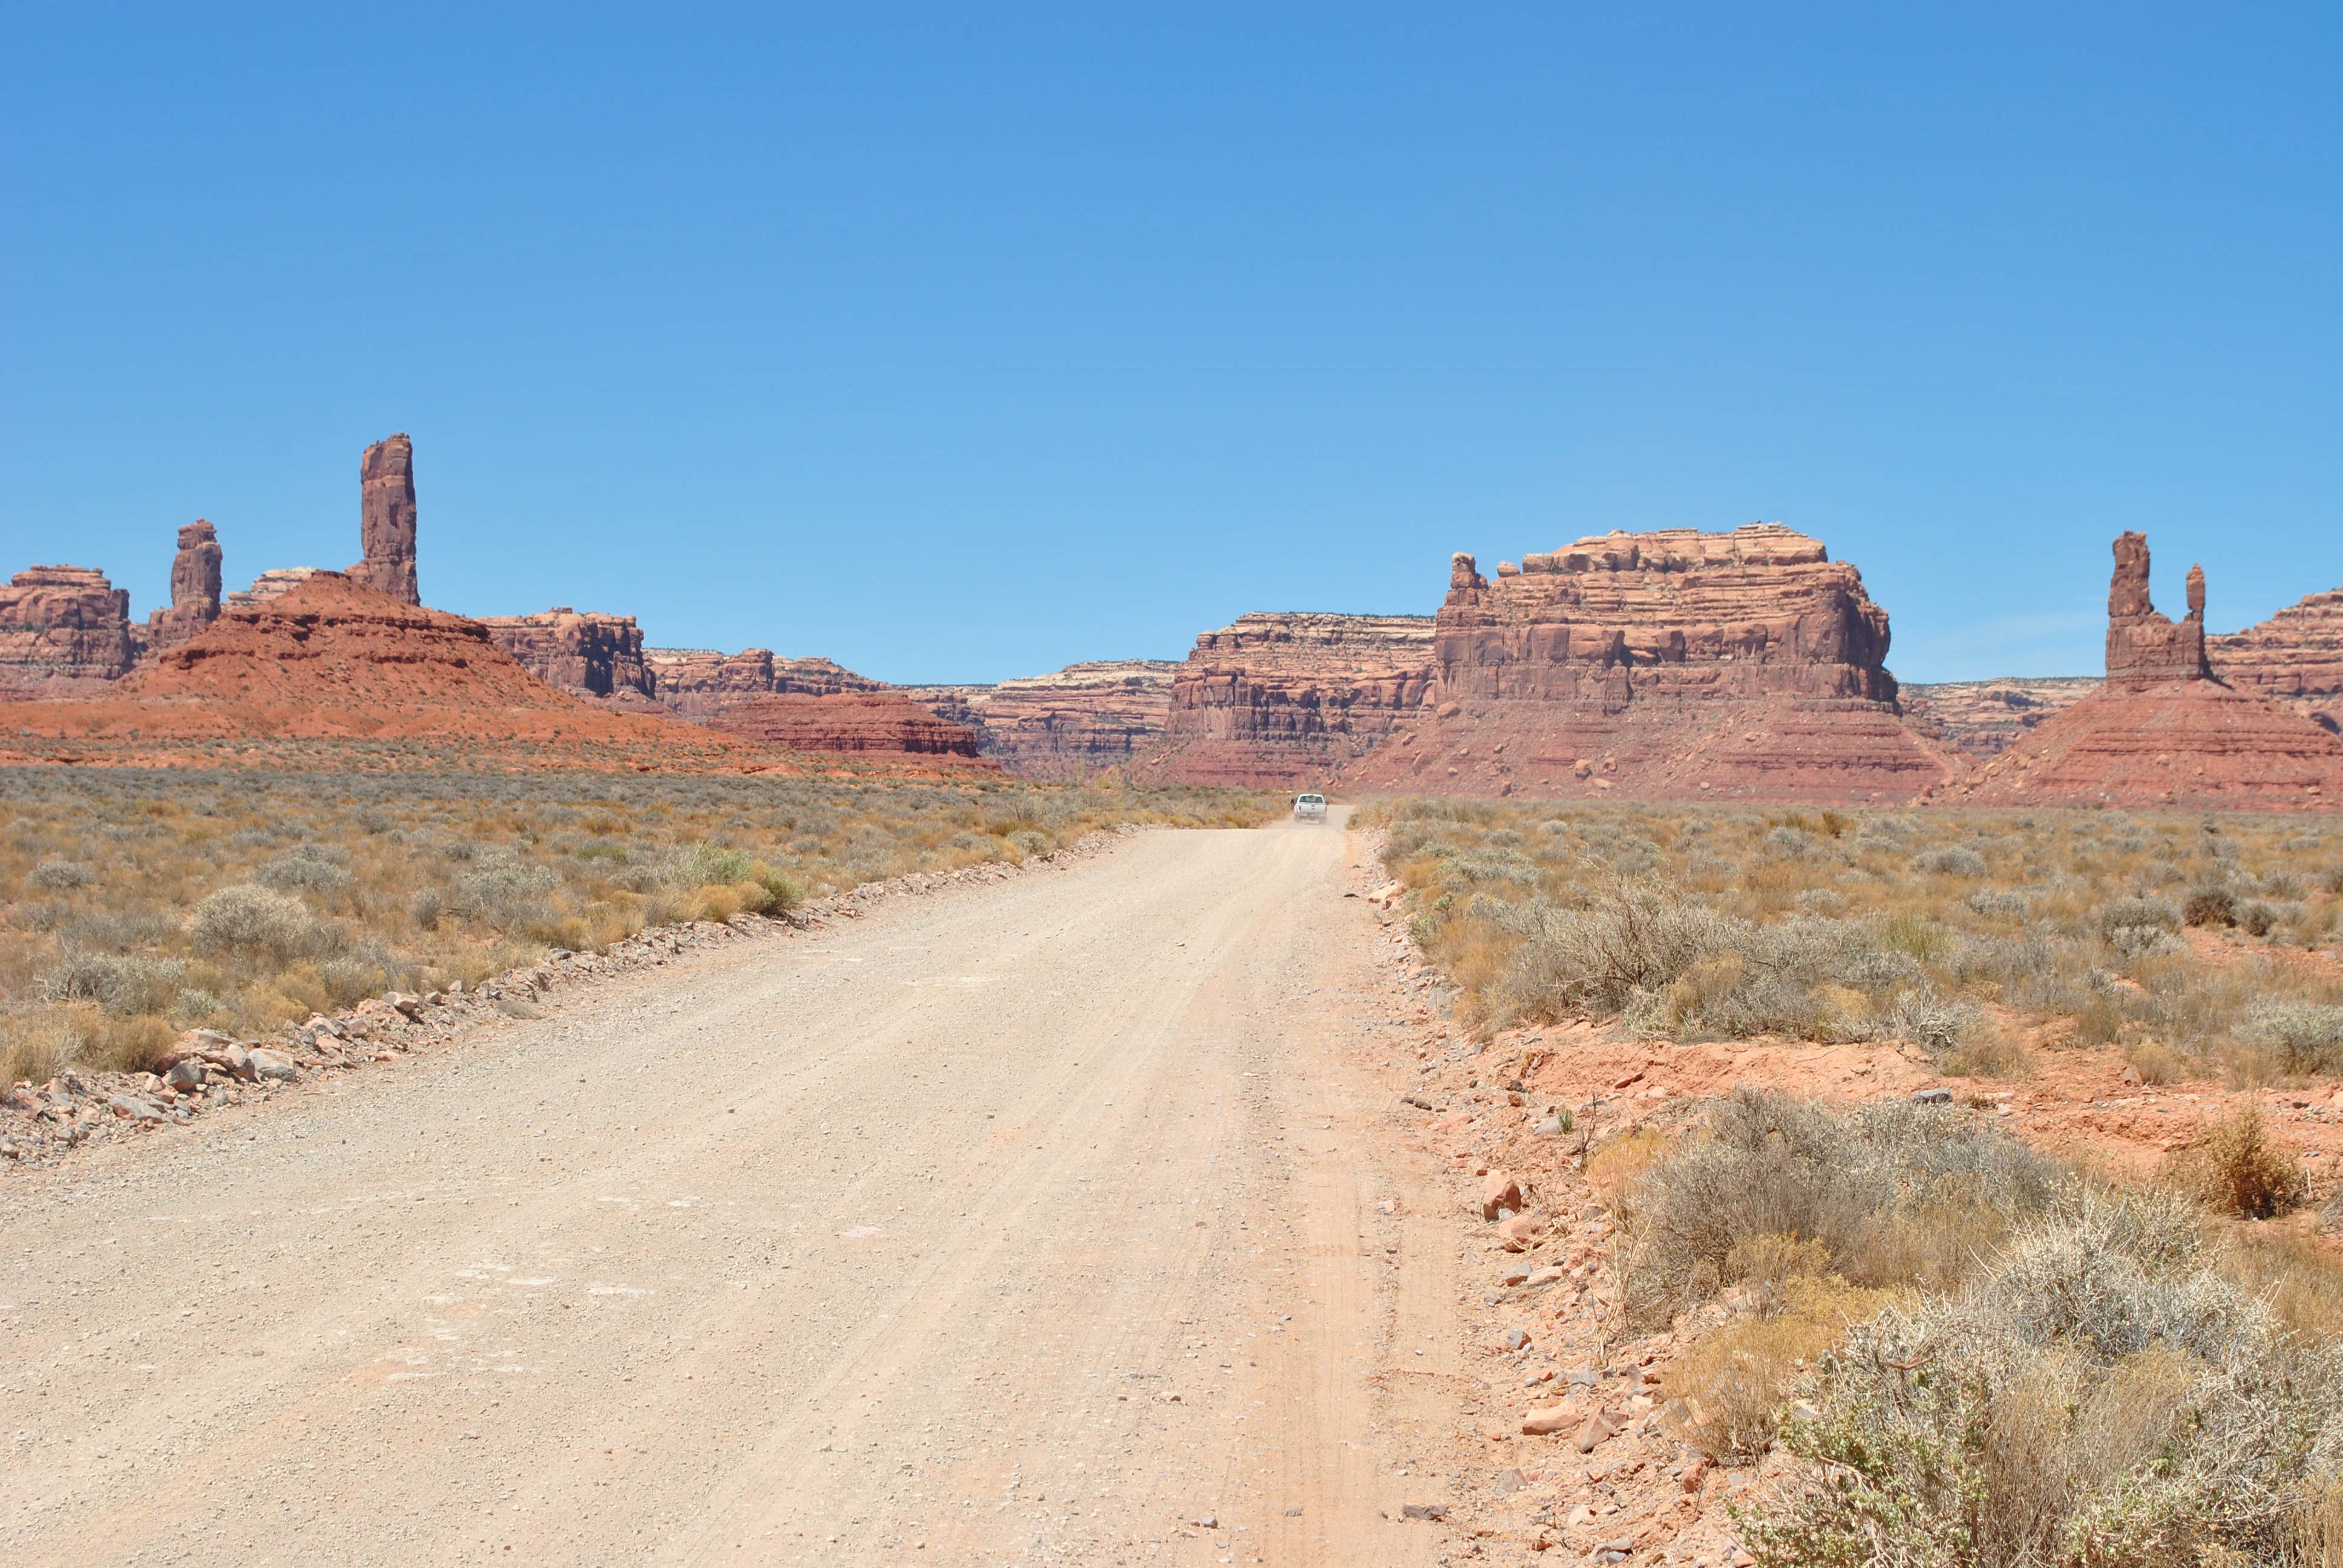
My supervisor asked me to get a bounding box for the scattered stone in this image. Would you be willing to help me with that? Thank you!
[163,1059,205,1092]
[1497,1214,1544,1250]
[1399,1502,1448,1521]
[247,1048,298,1083]
[1911,1087,1953,1105]
[1480,1168,1525,1221]
[107,1095,164,1123]
[1573,1408,1627,1453]
[1520,1403,1578,1436]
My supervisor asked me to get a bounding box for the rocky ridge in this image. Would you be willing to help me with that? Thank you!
[2212,586,2343,737]
[1341,528,1961,803]
[907,660,1179,779]
[1898,676,2100,758]
[479,607,658,704]
[0,566,139,697]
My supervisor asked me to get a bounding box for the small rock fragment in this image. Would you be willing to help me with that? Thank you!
[1399,1501,1448,1521]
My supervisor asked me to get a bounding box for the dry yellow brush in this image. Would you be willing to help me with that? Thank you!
[0,766,1274,1083]
[1358,799,2343,1085]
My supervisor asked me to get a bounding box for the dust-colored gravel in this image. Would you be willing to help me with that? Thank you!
[2,819,1469,1566]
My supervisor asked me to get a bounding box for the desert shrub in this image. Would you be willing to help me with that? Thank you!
[453,857,560,932]
[187,884,327,962]
[2183,884,2238,927]
[2240,1002,2343,1076]
[1885,985,1988,1060]
[2096,895,2184,958]
[254,844,354,895]
[1495,879,1738,1019]
[1765,825,1824,861]
[1964,888,2031,917]
[2240,898,2307,939]
[2163,1106,2309,1220]
[1744,1192,2343,1567]
[1617,1089,2061,1330]
[30,858,98,890]
[36,952,188,1014]
[1912,846,1987,877]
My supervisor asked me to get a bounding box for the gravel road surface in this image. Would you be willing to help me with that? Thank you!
[4,820,1462,1566]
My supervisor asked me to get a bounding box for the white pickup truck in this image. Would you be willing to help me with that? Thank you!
[1292,792,1328,823]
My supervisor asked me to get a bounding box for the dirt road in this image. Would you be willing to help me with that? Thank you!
[4,822,1469,1566]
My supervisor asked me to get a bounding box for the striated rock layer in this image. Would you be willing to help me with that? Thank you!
[1899,677,2101,759]
[2212,587,2343,737]
[348,434,420,605]
[144,521,224,653]
[644,647,886,719]
[0,566,138,697]
[480,609,657,703]
[909,661,1178,780]
[701,691,987,760]
[1936,535,2343,810]
[1342,526,1961,803]
[1135,615,1438,788]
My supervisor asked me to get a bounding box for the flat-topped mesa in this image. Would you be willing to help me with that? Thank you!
[642,647,888,719]
[906,660,1180,780]
[1435,525,1898,707]
[0,566,138,697]
[479,609,655,702]
[145,521,224,653]
[1341,524,1960,803]
[1138,613,1438,787]
[347,434,420,606]
[2105,530,2211,688]
[2212,586,2343,736]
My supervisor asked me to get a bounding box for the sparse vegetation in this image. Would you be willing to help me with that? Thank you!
[1,767,1273,1082]
[1360,800,2343,1079]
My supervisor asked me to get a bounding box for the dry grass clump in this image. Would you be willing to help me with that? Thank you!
[1665,1275,1901,1462]
[1616,1089,2062,1330]
[1359,800,2343,1079]
[2162,1106,2310,1220]
[1,767,1273,1081]
[1745,1190,2343,1567]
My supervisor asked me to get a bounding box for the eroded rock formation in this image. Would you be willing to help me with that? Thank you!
[144,521,224,653]
[1899,677,2100,758]
[0,566,138,697]
[1135,615,1438,787]
[479,609,655,702]
[2212,587,2343,736]
[1935,537,2343,809]
[2105,530,2210,687]
[348,434,420,605]
[909,661,1179,779]
[1342,526,1959,802]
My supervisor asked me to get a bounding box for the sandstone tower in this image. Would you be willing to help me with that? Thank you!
[349,433,420,604]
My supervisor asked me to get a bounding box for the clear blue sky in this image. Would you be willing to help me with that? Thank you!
[4,5,2337,684]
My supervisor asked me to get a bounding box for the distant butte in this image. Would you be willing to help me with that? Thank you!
[1337,526,1962,803]
[1932,532,2343,809]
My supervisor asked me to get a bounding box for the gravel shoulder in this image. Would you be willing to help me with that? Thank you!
[2,818,1466,1566]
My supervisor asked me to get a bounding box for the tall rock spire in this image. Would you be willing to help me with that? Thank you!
[146,520,223,650]
[350,433,420,604]
[2103,531,2211,688]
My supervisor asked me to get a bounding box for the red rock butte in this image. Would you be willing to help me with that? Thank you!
[1339,526,1961,802]
[1934,532,2343,810]
[2211,587,2343,739]
[0,566,138,697]
[907,661,1180,780]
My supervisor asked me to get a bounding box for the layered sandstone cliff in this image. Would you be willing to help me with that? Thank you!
[348,434,420,604]
[480,609,656,703]
[700,692,986,759]
[1936,536,2343,809]
[644,647,887,719]
[0,566,138,697]
[1133,615,1437,787]
[2212,587,2343,737]
[908,661,1179,780]
[1341,526,1960,802]
[1899,678,2100,758]
[143,521,225,653]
